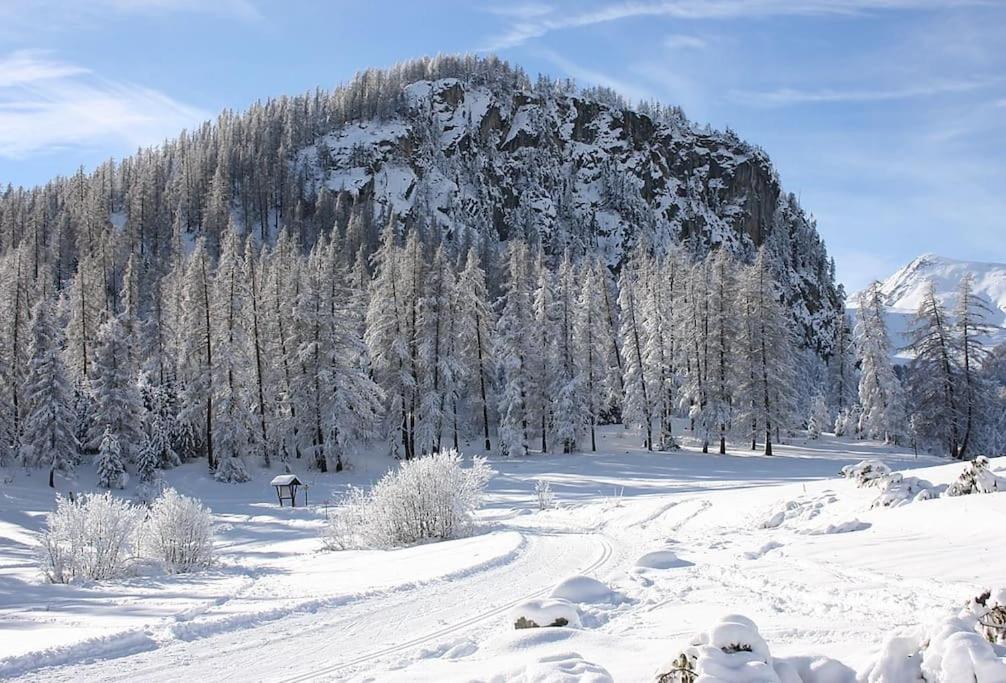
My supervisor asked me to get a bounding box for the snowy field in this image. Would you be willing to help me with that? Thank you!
[1,426,1004,682]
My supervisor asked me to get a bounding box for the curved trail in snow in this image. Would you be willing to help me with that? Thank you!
[20,527,622,683]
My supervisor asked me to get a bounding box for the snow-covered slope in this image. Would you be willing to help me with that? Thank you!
[849,254,1006,355]
[3,428,1004,681]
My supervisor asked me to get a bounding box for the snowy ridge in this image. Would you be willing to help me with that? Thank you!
[849,254,1006,355]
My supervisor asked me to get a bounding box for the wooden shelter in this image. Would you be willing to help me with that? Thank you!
[270,474,304,507]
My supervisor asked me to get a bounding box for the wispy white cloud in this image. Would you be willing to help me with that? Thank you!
[0,50,209,158]
[483,0,985,49]
[0,0,261,35]
[730,78,997,106]
[663,33,707,49]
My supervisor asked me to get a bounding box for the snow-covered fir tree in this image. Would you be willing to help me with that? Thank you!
[494,241,532,457]
[855,282,904,443]
[95,426,127,489]
[87,316,145,460]
[20,300,79,487]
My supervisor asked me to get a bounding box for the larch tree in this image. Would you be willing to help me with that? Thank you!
[735,249,796,456]
[494,240,532,457]
[618,254,654,450]
[455,248,495,452]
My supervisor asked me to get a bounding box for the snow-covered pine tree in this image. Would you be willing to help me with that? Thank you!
[552,250,582,453]
[210,230,251,482]
[954,273,995,458]
[678,257,711,451]
[828,308,858,414]
[95,426,127,489]
[529,248,559,452]
[807,394,828,439]
[87,316,145,461]
[618,253,654,450]
[735,248,797,455]
[907,280,961,457]
[242,238,272,467]
[20,300,79,487]
[855,282,904,443]
[417,245,461,453]
[178,238,215,471]
[495,240,532,457]
[365,219,412,459]
[704,249,737,454]
[574,258,612,452]
[455,248,495,451]
[136,373,181,482]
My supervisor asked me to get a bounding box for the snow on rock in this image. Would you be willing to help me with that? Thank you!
[742,541,783,560]
[510,598,582,629]
[636,549,692,570]
[550,575,621,604]
[870,472,939,508]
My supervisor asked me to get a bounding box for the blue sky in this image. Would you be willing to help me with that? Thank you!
[1,0,1003,291]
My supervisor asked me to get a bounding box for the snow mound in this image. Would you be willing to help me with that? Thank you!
[636,549,692,569]
[862,588,1006,682]
[840,460,891,487]
[510,598,582,629]
[804,519,870,535]
[495,651,613,683]
[743,541,783,560]
[550,575,620,604]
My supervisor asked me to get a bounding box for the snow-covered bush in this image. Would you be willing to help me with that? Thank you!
[535,478,555,510]
[946,457,1004,497]
[863,590,1006,682]
[323,450,494,549]
[142,488,214,573]
[870,472,938,508]
[39,492,143,583]
[840,459,891,487]
[654,615,854,682]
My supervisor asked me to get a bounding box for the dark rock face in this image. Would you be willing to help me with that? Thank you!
[296,77,841,353]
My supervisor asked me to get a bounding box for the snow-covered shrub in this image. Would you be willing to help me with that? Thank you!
[863,589,1006,682]
[39,492,143,583]
[535,478,555,510]
[323,450,494,549]
[655,615,789,682]
[840,459,891,487]
[806,394,829,439]
[870,472,938,508]
[946,457,1004,497]
[142,488,214,573]
[510,598,581,629]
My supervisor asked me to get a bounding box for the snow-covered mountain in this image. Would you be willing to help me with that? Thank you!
[849,254,1006,355]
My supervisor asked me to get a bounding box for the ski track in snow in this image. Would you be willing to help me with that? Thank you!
[3,429,1003,681]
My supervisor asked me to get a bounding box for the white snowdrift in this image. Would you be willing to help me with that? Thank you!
[550,575,621,604]
[636,549,691,569]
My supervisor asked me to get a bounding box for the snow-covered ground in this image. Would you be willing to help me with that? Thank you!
[2,426,1003,681]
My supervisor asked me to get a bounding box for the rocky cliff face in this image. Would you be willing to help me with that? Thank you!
[295,76,841,353]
